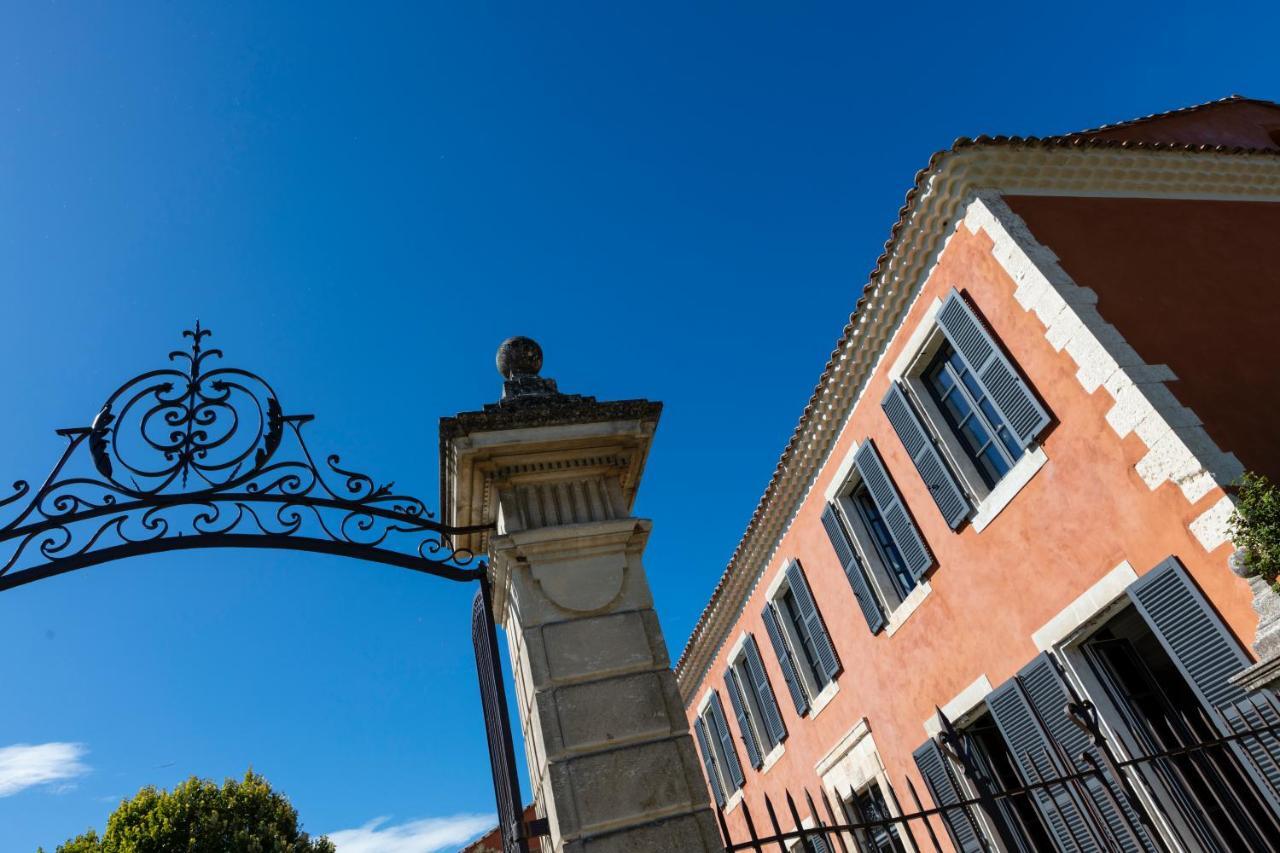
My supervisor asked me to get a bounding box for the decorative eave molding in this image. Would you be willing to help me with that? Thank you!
[675,143,1280,705]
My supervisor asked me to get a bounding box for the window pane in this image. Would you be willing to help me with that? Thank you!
[854,486,915,598]
[781,590,824,688]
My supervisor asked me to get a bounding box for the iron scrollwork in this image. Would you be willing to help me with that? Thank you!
[0,323,489,590]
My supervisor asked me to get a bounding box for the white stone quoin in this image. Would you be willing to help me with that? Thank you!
[441,337,723,853]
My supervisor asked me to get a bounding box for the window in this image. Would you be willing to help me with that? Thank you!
[693,691,744,807]
[725,634,788,769]
[882,288,1051,529]
[819,440,932,635]
[762,561,841,716]
[923,342,1023,488]
[845,784,907,853]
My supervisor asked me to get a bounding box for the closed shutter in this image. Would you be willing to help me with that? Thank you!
[784,561,841,682]
[882,382,970,528]
[693,717,725,808]
[912,738,986,852]
[1002,654,1154,852]
[709,691,745,790]
[725,666,763,769]
[820,503,886,633]
[763,603,809,715]
[853,440,932,579]
[744,634,787,745]
[1129,556,1280,812]
[986,671,1104,852]
[936,289,1050,448]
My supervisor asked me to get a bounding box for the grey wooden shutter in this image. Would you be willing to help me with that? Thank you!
[709,691,745,790]
[820,503,886,633]
[999,654,1154,852]
[763,603,809,715]
[1128,556,1280,811]
[986,671,1103,852]
[1220,692,1280,805]
[936,289,1050,448]
[882,383,970,528]
[693,717,725,808]
[912,738,986,852]
[806,832,831,853]
[852,440,932,579]
[784,561,841,682]
[725,667,763,769]
[744,634,787,745]
[1127,556,1251,711]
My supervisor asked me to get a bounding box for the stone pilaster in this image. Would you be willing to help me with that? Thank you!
[441,338,722,853]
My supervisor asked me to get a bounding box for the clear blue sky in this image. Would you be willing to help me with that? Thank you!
[0,3,1273,850]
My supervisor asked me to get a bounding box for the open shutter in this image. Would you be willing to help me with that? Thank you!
[936,289,1050,448]
[986,672,1103,852]
[820,504,886,633]
[912,738,985,852]
[807,833,831,853]
[1129,556,1280,811]
[763,603,809,716]
[1221,692,1280,806]
[709,692,745,790]
[744,634,787,746]
[882,383,970,528]
[1128,556,1251,711]
[725,667,763,769]
[1002,654,1154,852]
[693,717,725,808]
[853,440,932,579]
[784,561,841,682]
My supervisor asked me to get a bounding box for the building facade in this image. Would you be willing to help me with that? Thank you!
[676,96,1280,852]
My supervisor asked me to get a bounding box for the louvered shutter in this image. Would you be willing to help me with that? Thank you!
[820,503,886,633]
[1003,654,1155,852]
[1128,556,1280,811]
[725,667,763,769]
[986,673,1103,852]
[852,440,932,579]
[784,561,841,682]
[763,604,809,715]
[936,289,1050,448]
[882,383,970,528]
[1221,692,1280,805]
[912,738,986,852]
[806,832,831,853]
[1128,557,1251,711]
[709,691,745,790]
[693,717,725,808]
[744,635,787,745]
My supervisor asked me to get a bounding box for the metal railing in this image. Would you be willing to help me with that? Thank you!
[716,694,1280,852]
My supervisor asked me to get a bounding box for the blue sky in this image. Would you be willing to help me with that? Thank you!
[0,2,1274,850]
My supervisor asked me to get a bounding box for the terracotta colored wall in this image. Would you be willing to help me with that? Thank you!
[1005,196,1280,484]
[687,203,1260,849]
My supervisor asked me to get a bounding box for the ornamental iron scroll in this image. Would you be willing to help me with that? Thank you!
[0,323,490,591]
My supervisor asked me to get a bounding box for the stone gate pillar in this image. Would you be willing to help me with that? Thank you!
[440,337,723,853]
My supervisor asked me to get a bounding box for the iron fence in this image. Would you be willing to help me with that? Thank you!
[716,692,1280,852]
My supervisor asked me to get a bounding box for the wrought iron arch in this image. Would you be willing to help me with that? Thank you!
[0,323,490,591]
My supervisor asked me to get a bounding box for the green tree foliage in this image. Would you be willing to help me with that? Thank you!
[41,770,334,853]
[1232,472,1280,589]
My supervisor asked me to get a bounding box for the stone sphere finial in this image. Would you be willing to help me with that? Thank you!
[497,336,543,380]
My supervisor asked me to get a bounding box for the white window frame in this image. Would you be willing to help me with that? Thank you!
[726,632,786,771]
[816,718,914,852]
[697,689,744,810]
[887,295,1048,534]
[765,565,839,717]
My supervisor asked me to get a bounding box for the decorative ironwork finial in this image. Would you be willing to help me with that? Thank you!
[0,325,490,591]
